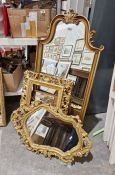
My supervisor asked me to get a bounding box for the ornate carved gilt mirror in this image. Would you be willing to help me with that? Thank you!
[11,101,92,163]
[0,68,6,126]
[20,70,73,113]
[35,10,104,121]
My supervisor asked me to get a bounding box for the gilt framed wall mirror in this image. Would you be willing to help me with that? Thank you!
[0,68,6,126]
[11,101,92,164]
[35,10,104,121]
[20,70,73,113]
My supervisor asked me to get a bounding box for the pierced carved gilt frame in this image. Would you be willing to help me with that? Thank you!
[20,70,73,113]
[11,101,92,164]
[34,10,104,121]
[0,68,6,126]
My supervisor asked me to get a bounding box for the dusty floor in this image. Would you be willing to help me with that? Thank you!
[0,97,115,175]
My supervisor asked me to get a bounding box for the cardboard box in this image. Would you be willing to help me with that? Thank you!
[3,65,23,92]
[8,15,26,37]
[7,8,56,38]
[36,8,56,37]
[7,8,29,37]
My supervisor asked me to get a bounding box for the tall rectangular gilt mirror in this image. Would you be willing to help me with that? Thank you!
[34,10,104,121]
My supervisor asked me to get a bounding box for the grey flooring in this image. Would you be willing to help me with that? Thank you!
[0,97,115,175]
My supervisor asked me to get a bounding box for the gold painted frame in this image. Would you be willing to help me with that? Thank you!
[11,101,92,164]
[0,68,6,126]
[20,70,73,113]
[34,10,104,121]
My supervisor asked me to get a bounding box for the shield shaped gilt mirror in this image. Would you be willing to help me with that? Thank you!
[34,10,104,121]
[11,101,92,164]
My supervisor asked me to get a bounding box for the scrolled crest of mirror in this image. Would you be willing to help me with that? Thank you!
[35,10,104,121]
[11,101,92,164]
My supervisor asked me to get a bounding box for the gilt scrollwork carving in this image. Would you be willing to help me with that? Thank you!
[20,70,73,114]
[11,101,92,164]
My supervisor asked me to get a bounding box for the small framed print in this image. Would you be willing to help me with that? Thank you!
[43,52,47,58]
[56,61,71,78]
[49,46,54,53]
[67,74,77,82]
[54,37,61,45]
[44,46,49,52]
[81,52,95,65]
[41,58,57,75]
[75,39,85,52]
[52,54,60,60]
[58,46,62,53]
[53,46,59,54]
[34,124,49,138]
[62,45,73,57]
[72,53,82,65]
[60,37,65,44]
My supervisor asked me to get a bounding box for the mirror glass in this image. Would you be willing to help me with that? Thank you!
[30,84,59,106]
[26,108,79,152]
[42,21,95,75]
[41,21,95,114]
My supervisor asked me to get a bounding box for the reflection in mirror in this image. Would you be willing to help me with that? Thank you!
[26,108,78,152]
[41,20,96,115]
[42,21,95,75]
[31,84,58,106]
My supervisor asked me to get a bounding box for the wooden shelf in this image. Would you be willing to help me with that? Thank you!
[0,37,38,46]
[69,68,89,79]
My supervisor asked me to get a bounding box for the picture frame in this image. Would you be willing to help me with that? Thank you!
[44,45,49,52]
[62,45,73,57]
[51,54,60,61]
[58,46,63,53]
[72,53,82,65]
[60,37,65,44]
[41,58,57,75]
[53,46,59,54]
[49,46,54,53]
[67,74,77,82]
[75,39,85,52]
[54,37,61,45]
[81,51,95,65]
[20,70,74,113]
[0,68,6,126]
[56,61,71,78]
[34,123,49,138]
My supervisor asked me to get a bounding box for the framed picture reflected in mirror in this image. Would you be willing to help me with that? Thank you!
[72,53,82,65]
[75,39,85,52]
[55,61,71,78]
[62,45,73,57]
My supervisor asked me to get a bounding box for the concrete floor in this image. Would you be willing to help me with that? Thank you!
[0,97,115,175]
